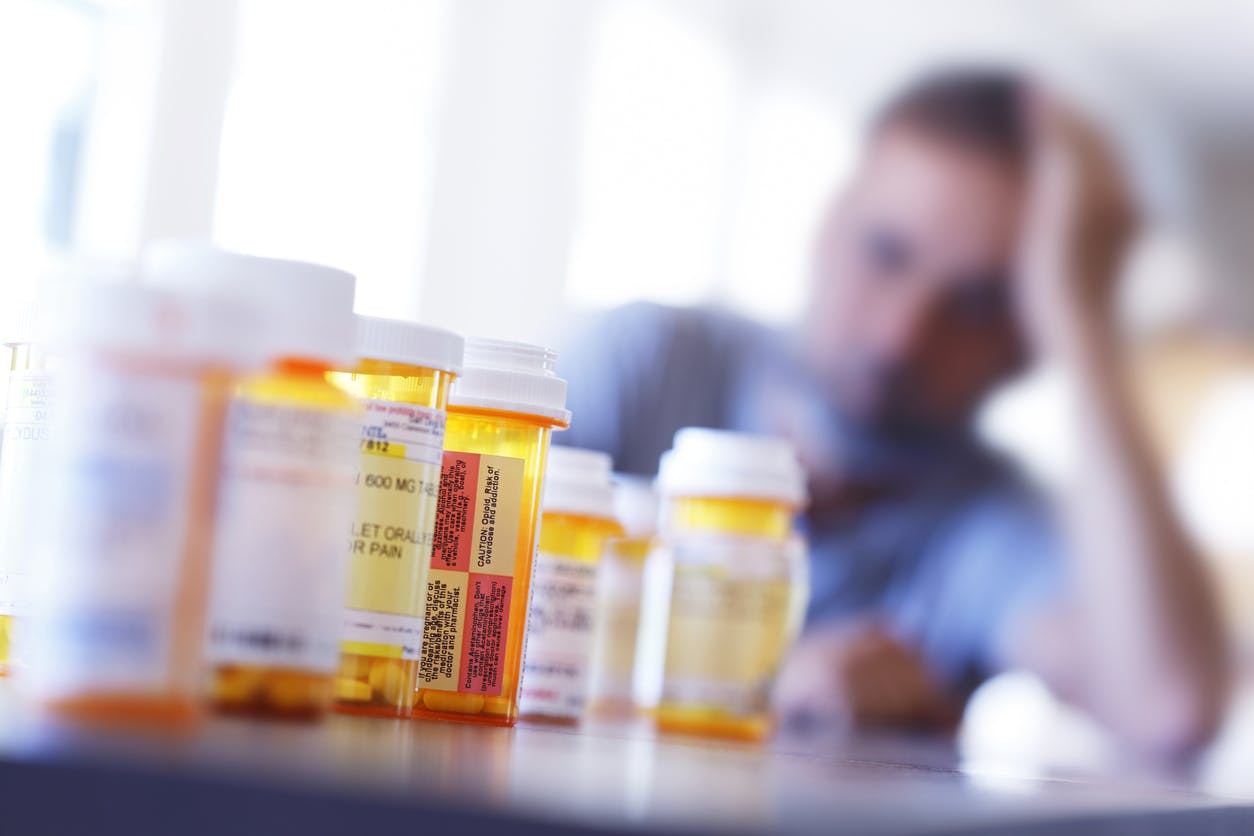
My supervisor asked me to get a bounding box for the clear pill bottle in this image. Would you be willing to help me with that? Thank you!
[24,281,247,727]
[414,338,569,726]
[327,315,464,717]
[648,428,808,741]
[519,446,621,723]
[0,306,52,675]
[143,244,360,720]
[587,475,658,718]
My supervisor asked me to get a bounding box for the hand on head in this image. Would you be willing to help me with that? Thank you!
[1016,86,1141,355]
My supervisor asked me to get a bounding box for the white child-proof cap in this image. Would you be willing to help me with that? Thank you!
[449,338,571,425]
[47,278,256,367]
[612,475,660,539]
[543,446,616,520]
[140,240,356,368]
[354,315,464,376]
[657,427,808,508]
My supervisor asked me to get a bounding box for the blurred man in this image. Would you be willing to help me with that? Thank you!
[559,69,1228,755]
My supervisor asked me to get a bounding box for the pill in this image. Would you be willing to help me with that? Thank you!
[339,654,372,680]
[422,691,485,714]
[368,659,405,706]
[266,673,326,713]
[335,677,372,702]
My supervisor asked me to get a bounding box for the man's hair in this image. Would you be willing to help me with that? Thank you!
[873,68,1028,165]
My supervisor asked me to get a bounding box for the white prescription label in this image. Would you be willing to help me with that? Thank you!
[659,533,807,718]
[519,552,600,718]
[27,365,202,695]
[206,399,358,672]
[587,547,646,705]
[0,369,51,619]
[359,398,445,467]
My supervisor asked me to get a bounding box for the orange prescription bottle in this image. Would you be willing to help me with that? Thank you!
[645,428,809,741]
[143,245,359,720]
[519,446,621,723]
[0,309,51,676]
[586,476,658,718]
[23,281,248,727]
[327,316,464,717]
[413,339,570,726]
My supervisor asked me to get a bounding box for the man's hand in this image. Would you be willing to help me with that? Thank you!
[1017,89,1139,357]
[772,622,958,732]
[1005,87,1229,757]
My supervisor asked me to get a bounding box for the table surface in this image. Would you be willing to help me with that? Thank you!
[3,679,1254,836]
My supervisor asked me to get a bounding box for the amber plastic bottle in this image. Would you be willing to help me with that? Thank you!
[645,428,809,741]
[0,320,50,676]
[328,316,463,717]
[143,244,359,720]
[413,338,569,726]
[24,281,248,727]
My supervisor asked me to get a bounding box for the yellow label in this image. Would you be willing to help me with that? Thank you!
[340,399,446,662]
[419,569,469,691]
[346,454,441,616]
[345,399,445,619]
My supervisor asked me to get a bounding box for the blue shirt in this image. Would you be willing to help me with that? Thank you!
[558,302,1060,693]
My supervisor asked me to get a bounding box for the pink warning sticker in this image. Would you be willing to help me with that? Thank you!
[432,451,479,573]
[459,573,513,695]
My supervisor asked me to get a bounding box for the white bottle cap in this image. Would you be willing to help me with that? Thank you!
[140,240,356,368]
[449,338,571,425]
[543,446,615,520]
[612,475,660,539]
[657,427,807,507]
[47,279,257,367]
[354,315,464,376]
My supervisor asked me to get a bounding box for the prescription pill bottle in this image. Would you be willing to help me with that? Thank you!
[587,476,658,718]
[143,244,359,720]
[327,315,464,717]
[519,446,620,723]
[0,306,51,676]
[413,338,570,726]
[647,428,808,741]
[23,281,248,727]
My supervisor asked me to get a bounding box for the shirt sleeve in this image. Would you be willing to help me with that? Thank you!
[897,489,1065,695]
[556,302,682,475]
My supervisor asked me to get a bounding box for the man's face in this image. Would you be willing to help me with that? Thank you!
[805,126,1027,441]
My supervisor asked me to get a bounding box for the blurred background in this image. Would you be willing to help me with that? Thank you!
[2,0,1253,743]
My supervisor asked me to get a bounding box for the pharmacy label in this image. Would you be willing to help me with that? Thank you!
[0,369,51,618]
[27,366,201,694]
[660,534,806,717]
[419,450,523,695]
[519,552,600,718]
[341,400,446,657]
[206,399,358,672]
[587,544,647,705]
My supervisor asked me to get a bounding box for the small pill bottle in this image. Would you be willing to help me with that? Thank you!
[143,244,360,720]
[586,476,658,718]
[413,338,570,726]
[23,281,248,726]
[0,305,52,675]
[326,315,464,717]
[647,428,809,741]
[519,446,621,723]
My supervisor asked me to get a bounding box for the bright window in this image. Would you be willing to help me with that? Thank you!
[213,0,451,317]
[722,90,853,322]
[566,3,736,309]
